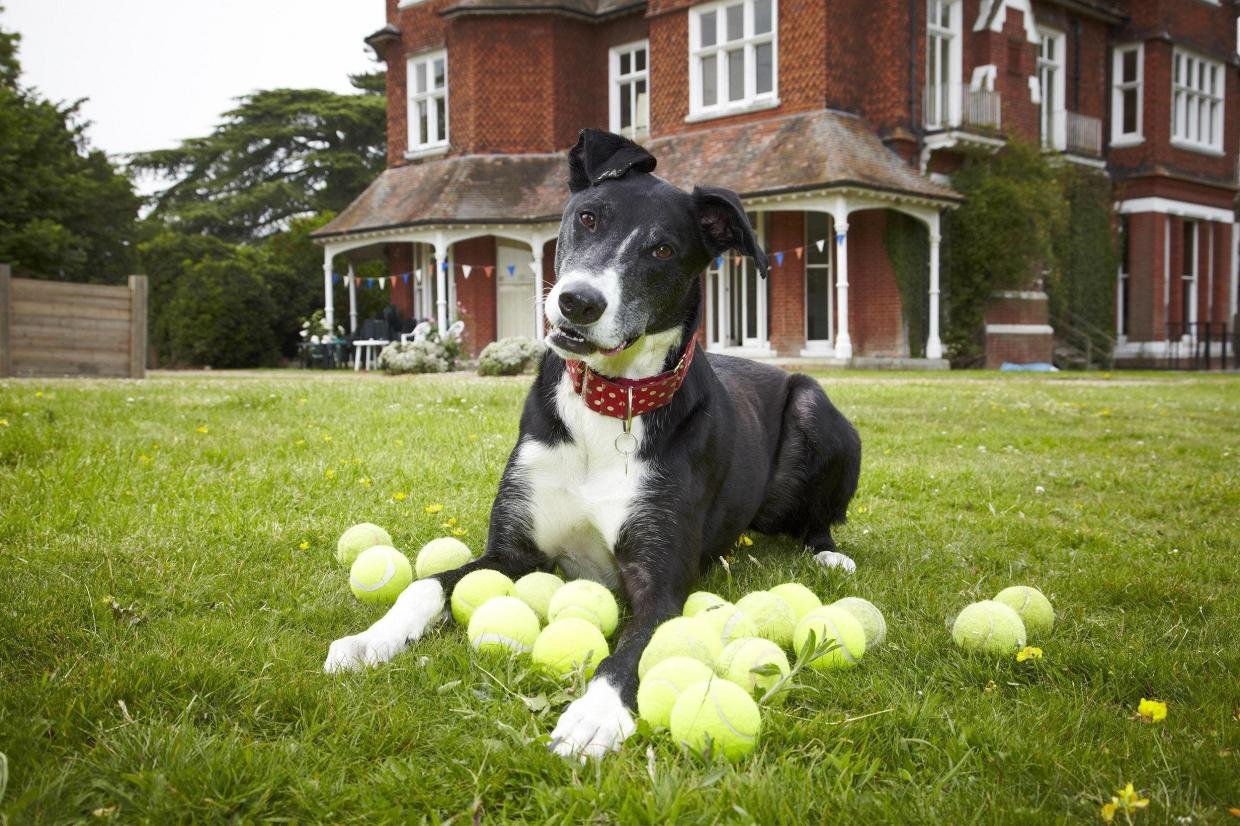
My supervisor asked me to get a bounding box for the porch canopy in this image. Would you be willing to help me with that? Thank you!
[312,109,961,359]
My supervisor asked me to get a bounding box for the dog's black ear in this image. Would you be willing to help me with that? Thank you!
[568,128,657,192]
[693,186,769,278]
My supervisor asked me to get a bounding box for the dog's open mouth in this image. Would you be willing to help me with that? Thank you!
[548,325,630,357]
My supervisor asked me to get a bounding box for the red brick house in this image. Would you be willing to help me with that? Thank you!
[313,0,1239,367]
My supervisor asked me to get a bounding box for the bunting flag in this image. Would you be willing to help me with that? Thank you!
[402,273,410,284]
[528,261,540,275]
[794,246,804,260]
[389,276,397,289]
[354,277,362,288]
[506,264,516,277]
[836,232,846,246]
[331,273,341,284]
[732,255,742,267]
[774,251,785,266]
[462,264,472,279]
[366,278,374,289]
[415,269,423,283]
[815,239,826,253]
[483,265,494,278]
[441,261,449,273]
[714,256,724,269]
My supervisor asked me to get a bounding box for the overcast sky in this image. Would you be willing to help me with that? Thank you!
[4,0,383,160]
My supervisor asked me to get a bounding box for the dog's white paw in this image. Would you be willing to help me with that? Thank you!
[549,678,635,761]
[323,578,446,673]
[813,550,857,574]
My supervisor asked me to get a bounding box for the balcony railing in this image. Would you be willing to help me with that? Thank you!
[963,86,1001,130]
[1065,111,1102,157]
[924,84,1002,131]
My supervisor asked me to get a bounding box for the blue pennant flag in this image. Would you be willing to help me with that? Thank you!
[774,251,785,266]
[441,261,449,273]
[836,232,846,246]
[714,256,724,269]
[366,278,374,288]
[402,273,410,283]
[331,273,340,284]
[507,264,516,276]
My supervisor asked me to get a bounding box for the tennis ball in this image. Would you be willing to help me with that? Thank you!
[735,591,798,649]
[683,591,727,617]
[467,596,541,655]
[638,616,724,678]
[951,600,1027,655]
[451,569,515,625]
[349,545,413,606]
[698,602,758,645]
[993,585,1055,638]
[414,537,472,579]
[832,596,888,650]
[514,572,565,622]
[669,677,762,762]
[769,582,822,620]
[336,522,392,567]
[531,617,609,677]
[718,637,791,702]
[637,656,715,730]
[793,605,866,670]
[547,579,619,637]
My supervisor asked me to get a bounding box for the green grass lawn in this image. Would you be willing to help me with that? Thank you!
[1,369,1238,824]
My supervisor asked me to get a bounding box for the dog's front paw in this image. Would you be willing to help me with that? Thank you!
[549,678,635,761]
[813,550,857,574]
[323,630,407,673]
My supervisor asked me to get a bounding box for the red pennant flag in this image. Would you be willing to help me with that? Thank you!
[483,266,494,278]
[354,277,362,288]
[732,255,742,267]
[389,276,396,288]
[794,246,804,259]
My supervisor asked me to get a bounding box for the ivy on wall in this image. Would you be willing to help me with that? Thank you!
[1048,165,1117,349]
[883,212,929,358]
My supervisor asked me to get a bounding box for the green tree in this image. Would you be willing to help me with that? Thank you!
[0,9,140,283]
[162,249,280,368]
[131,74,386,242]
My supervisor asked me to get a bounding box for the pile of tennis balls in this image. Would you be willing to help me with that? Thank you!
[635,583,887,763]
[336,522,474,604]
[950,585,1055,653]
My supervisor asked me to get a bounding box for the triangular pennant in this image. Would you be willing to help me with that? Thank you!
[441,261,449,273]
[835,232,846,246]
[402,273,410,284]
[483,266,494,278]
[732,255,742,267]
[507,264,516,276]
[354,277,362,288]
[389,276,396,288]
[332,273,341,284]
[774,251,785,266]
[528,261,540,275]
[714,256,724,269]
[794,246,803,260]
[815,239,826,253]
[462,265,472,279]
[366,278,374,288]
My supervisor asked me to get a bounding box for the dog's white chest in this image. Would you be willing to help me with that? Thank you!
[515,375,648,588]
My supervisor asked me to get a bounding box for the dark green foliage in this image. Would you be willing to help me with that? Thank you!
[130,75,386,242]
[1048,166,1117,349]
[138,229,238,364]
[0,10,140,283]
[882,211,929,358]
[161,250,280,368]
[941,143,1068,366]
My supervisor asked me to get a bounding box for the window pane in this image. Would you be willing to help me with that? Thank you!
[745,265,757,338]
[1183,223,1194,274]
[1122,88,1137,133]
[939,0,950,27]
[433,58,445,89]
[620,52,630,75]
[726,4,743,41]
[755,42,773,94]
[635,80,648,130]
[620,81,632,129]
[701,54,717,106]
[415,62,427,94]
[1122,49,1137,83]
[754,0,772,35]
[807,214,831,264]
[417,100,428,145]
[700,11,717,48]
[635,47,646,72]
[727,48,745,101]
[436,96,446,141]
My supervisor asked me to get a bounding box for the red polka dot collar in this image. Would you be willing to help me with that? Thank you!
[564,337,697,421]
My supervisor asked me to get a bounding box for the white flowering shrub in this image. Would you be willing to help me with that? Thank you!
[378,340,450,374]
[478,337,545,376]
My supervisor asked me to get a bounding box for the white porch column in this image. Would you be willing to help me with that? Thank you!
[322,248,335,332]
[833,218,852,360]
[346,263,358,335]
[530,239,546,337]
[927,217,944,360]
[433,234,449,332]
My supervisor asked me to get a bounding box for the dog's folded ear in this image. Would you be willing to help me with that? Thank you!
[693,186,770,278]
[568,128,657,192]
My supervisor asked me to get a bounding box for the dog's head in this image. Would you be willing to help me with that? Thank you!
[545,128,768,361]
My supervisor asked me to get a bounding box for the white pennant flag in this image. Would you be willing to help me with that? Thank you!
[415,268,423,283]
[815,239,826,253]
[462,265,472,279]
[529,261,540,275]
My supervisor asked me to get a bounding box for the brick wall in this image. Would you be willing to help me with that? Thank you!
[452,236,498,356]
[388,244,414,319]
[847,210,906,357]
[1125,211,1165,341]
[766,211,805,355]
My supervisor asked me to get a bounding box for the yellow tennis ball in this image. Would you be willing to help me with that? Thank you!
[451,569,515,625]
[531,617,610,678]
[414,537,472,579]
[769,582,822,620]
[992,585,1054,638]
[951,600,1027,655]
[348,545,412,606]
[735,591,798,649]
[638,616,723,678]
[698,602,758,646]
[637,656,715,730]
[683,591,727,617]
[467,596,541,655]
[718,637,791,701]
[669,677,762,762]
[336,522,392,567]
[793,605,866,669]
[514,572,565,622]
[831,596,887,650]
[547,579,619,637]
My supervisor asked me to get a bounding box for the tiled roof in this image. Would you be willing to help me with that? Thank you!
[440,0,643,18]
[314,110,959,241]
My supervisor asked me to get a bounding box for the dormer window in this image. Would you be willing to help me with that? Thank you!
[688,0,778,120]
[407,50,448,153]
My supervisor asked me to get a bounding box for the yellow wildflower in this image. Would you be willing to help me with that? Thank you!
[1101,802,1117,823]
[138,454,151,464]
[392,491,407,502]
[322,434,333,443]
[358,477,372,489]
[0,418,8,427]
[294,438,306,446]
[196,425,208,434]
[425,503,444,514]
[738,535,753,547]
[324,467,336,480]
[441,517,458,528]
[1016,645,1043,662]
[1137,698,1167,723]
[1102,782,1149,822]
[298,541,309,551]
[452,527,467,537]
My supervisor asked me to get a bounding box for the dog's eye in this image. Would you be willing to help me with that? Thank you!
[653,243,674,259]
[579,211,597,230]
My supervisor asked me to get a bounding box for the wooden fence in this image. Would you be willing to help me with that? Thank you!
[0,264,148,378]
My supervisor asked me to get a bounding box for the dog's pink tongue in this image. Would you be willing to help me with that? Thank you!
[599,341,629,357]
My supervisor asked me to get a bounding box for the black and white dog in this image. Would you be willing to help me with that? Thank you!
[325,129,861,760]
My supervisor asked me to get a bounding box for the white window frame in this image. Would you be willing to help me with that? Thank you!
[803,212,834,352]
[1110,43,1143,146]
[925,0,963,129]
[1038,27,1067,150]
[609,40,650,139]
[687,0,779,122]
[1170,48,1224,154]
[406,49,448,156]
[1181,220,1199,337]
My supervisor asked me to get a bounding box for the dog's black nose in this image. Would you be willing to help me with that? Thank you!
[558,285,607,325]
